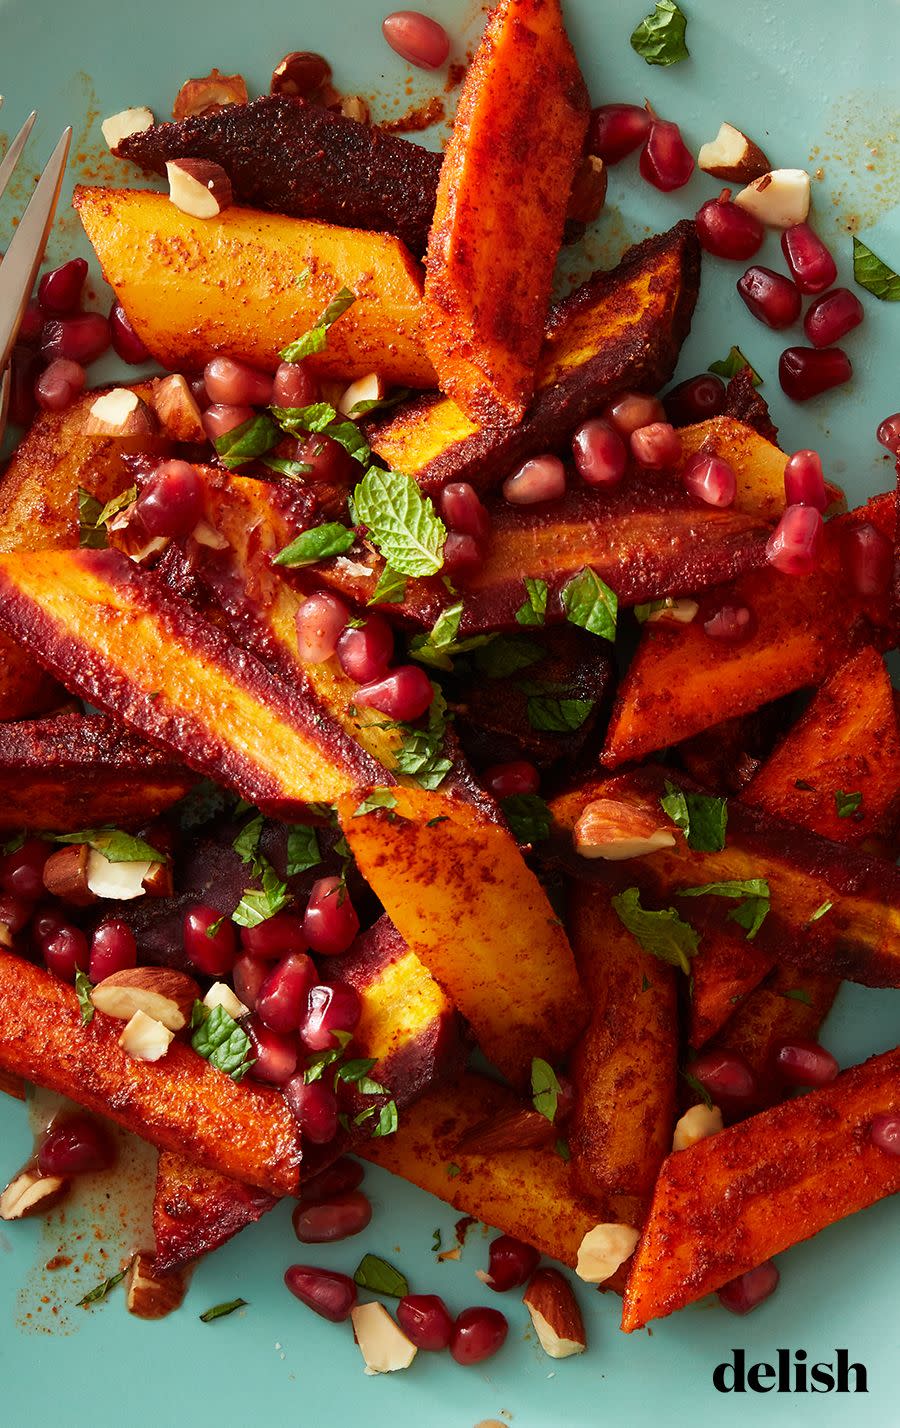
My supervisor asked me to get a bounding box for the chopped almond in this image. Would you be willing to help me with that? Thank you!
[673,1102,724,1151]
[166,158,233,219]
[86,851,153,900]
[152,374,205,442]
[523,1267,586,1358]
[575,1222,640,1284]
[698,123,770,183]
[42,844,96,906]
[101,106,154,152]
[118,1009,174,1062]
[126,1252,187,1319]
[203,981,248,1020]
[573,797,676,861]
[734,169,811,229]
[172,69,248,122]
[83,388,157,438]
[0,1166,69,1220]
[350,1301,417,1374]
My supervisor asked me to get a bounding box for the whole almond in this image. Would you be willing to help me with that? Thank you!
[42,844,96,906]
[523,1267,586,1358]
[127,1252,188,1319]
[92,966,200,1031]
[455,1105,557,1155]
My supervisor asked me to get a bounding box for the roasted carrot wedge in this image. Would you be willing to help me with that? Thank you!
[423,0,589,424]
[687,911,774,1048]
[0,951,300,1196]
[153,1151,277,1274]
[621,1046,900,1330]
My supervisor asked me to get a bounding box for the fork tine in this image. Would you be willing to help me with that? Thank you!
[0,111,37,205]
[0,126,71,372]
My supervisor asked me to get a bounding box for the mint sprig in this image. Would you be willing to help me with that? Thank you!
[274,522,356,568]
[191,1003,255,1080]
[352,467,446,577]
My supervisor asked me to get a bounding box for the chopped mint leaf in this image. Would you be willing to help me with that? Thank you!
[335,1056,380,1087]
[446,1163,461,1179]
[296,268,311,289]
[728,895,770,941]
[95,485,137,529]
[353,788,399,817]
[78,487,108,549]
[795,779,816,792]
[368,564,407,605]
[807,900,833,925]
[372,1100,399,1137]
[431,1228,442,1252]
[641,973,652,992]
[501,793,551,844]
[206,916,226,938]
[561,567,617,641]
[852,236,900,301]
[835,789,862,819]
[708,344,763,387]
[232,814,264,869]
[273,522,356,568]
[191,1003,255,1079]
[531,1057,562,1124]
[280,286,357,361]
[782,987,813,1006]
[353,467,446,577]
[75,970,94,1026]
[231,861,291,927]
[51,827,165,864]
[261,456,313,479]
[472,636,544,679]
[554,1138,571,1162]
[526,695,594,733]
[678,878,770,900]
[392,690,453,790]
[213,414,280,469]
[408,603,494,671]
[353,1255,409,1299]
[514,576,548,627]
[0,832,26,855]
[428,601,463,649]
[631,0,689,65]
[200,1298,247,1322]
[77,1267,128,1307]
[680,1068,713,1110]
[285,824,321,877]
[320,419,371,466]
[612,886,699,974]
[272,401,339,434]
[660,780,728,852]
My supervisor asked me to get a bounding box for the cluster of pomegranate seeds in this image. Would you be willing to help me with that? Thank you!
[137,460,205,539]
[503,454,566,505]
[588,99,691,191]
[37,1113,116,1177]
[717,1260,780,1315]
[765,504,823,576]
[695,193,763,261]
[440,481,492,576]
[688,1049,758,1114]
[772,1039,839,1088]
[382,11,451,70]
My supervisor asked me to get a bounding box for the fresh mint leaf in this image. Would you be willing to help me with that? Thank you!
[353,1255,408,1299]
[408,603,494,671]
[680,1068,713,1110]
[431,1228,442,1252]
[612,886,699,974]
[368,565,407,605]
[782,987,813,1006]
[353,468,446,577]
[273,522,356,568]
[526,695,594,732]
[631,0,689,64]
[352,788,399,817]
[262,456,313,479]
[394,729,452,789]
[852,236,900,301]
[502,793,551,844]
[231,861,291,927]
[272,402,339,435]
[678,878,770,900]
[280,286,357,361]
[807,900,833,925]
[51,827,165,864]
[321,419,371,466]
[200,1298,248,1322]
[472,636,544,679]
[335,1057,379,1087]
[514,577,548,627]
[75,970,94,1026]
[835,789,862,818]
[78,487,108,549]
[561,567,617,641]
[0,832,26,855]
[708,344,763,387]
[660,780,728,852]
[233,814,264,869]
[634,597,697,625]
[728,895,770,941]
[428,601,463,649]
[191,1003,255,1079]
[95,485,137,530]
[77,1268,128,1307]
[531,1057,562,1123]
[373,1100,399,1137]
[446,1162,461,1179]
[285,824,321,876]
[214,414,281,469]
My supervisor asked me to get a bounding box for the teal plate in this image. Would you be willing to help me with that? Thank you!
[1,2,899,1424]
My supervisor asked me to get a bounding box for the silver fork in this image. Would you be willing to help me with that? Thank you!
[0,103,72,445]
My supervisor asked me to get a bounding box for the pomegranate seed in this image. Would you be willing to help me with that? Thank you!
[664,373,726,426]
[240,913,308,960]
[1,838,49,900]
[336,614,394,683]
[303,878,361,957]
[572,418,627,487]
[737,266,801,329]
[296,593,350,663]
[284,1264,357,1322]
[783,450,827,511]
[484,760,540,798]
[19,300,44,345]
[605,391,664,437]
[273,359,319,408]
[382,11,450,70]
[41,312,110,365]
[484,1234,540,1291]
[630,421,681,470]
[37,1113,116,1176]
[38,258,88,316]
[188,374,208,410]
[295,433,355,485]
[32,908,68,946]
[773,1039,839,1087]
[502,454,566,505]
[440,482,490,541]
[442,532,482,578]
[703,603,756,644]
[876,413,900,454]
[689,1049,757,1110]
[695,193,764,261]
[182,905,237,976]
[640,118,694,191]
[247,1018,298,1084]
[292,1190,372,1242]
[781,223,837,294]
[202,403,255,440]
[356,665,434,721]
[450,1306,509,1365]
[108,301,150,364]
[766,504,823,576]
[718,1261,780,1315]
[137,460,204,539]
[43,924,90,982]
[588,103,651,164]
[256,951,318,1032]
[232,952,269,1011]
[299,981,362,1052]
[34,357,86,412]
[0,893,31,936]
[682,452,736,508]
[804,287,864,348]
[397,1294,454,1350]
[89,921,138,982]
[204,356,274,407]
[284,1075,340,1143]
[843,522,893,598]
[8,346,39,426]
[299,1157,365,1208]
[779,346,852,401]
[871,1114,900,1155]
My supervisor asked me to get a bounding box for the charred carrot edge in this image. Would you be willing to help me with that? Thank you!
[0,548,382,816]
[152,1151,278,1274]
[0,951,300,1196]
[686,904,775,1048]
[567,880,677,1200]
[621,1046,900,1331]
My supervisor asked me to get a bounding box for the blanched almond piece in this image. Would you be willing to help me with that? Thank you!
[166,158,233,219]
[566,154,607,227]
[0,1167,69,1220]
[118,1009,174,1062]
[350,1302,417,1375]
[573,797,676,861]
[339,372,387,418]
[92,967,199,1031]
[126,1252,187,1319]
[83,387,156,438]
[173,70,248,122]
[203,981,248,1020]
[86,851,152,901]
[523,1267,586,1358]
[575,1223,640,1284]
[734,169,811,229]
[673,1102,724,1151]
[101,106,154,152]
[42,844,97,906]
[337,95,370,125]
[698,122,770,183]
[152,374,205,442]
[142,861,174,898]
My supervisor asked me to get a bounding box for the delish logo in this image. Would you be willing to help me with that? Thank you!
[713,1349,868,1394]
